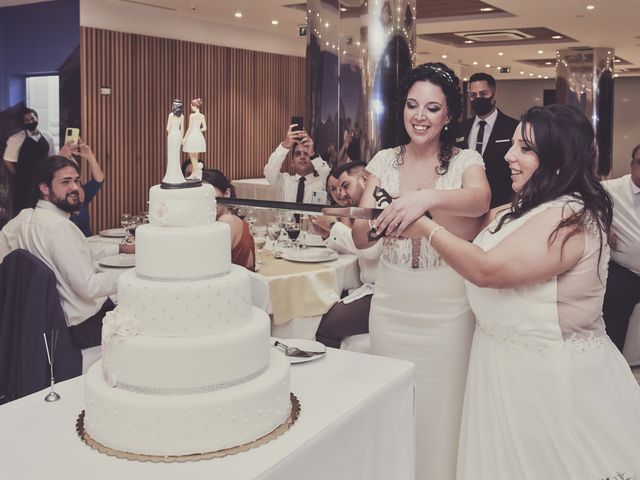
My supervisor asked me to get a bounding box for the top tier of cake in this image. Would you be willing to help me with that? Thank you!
[149,183,216,227]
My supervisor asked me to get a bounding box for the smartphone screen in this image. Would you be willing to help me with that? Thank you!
[291,116,304,132]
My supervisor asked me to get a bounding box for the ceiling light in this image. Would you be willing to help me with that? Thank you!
[234,11,242,18]
[271,19,279,25]
[325,22,330,27]
[463,77,468,81]
[340,7,347,12]
[544,76,549,79]
[537,50,544,54]
[442,54,448,59]
[520,71,525,75]
[529,73,534,76]
[586,5,595,10]
[472,61,478,65]
[464,40,475,44]
[485,64,491,68]
[614,59,621,63]
[545,61,553,65]
[537,74,542,78]
[496,66,501,71]
[552,35,562,39]
[480,7,494,12]
[498,52,504,56]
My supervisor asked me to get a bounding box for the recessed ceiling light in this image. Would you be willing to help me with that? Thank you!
[545,61,553,65]
[586,5,595,10]
[480,7,494,12]
[529,73,534,76]
[464,40,475,44]
[537,50,544,54]
[544,76,549,79]
[325,22,330,28]
[485,64,491,68]
[340,7,347,12]
[498,52,504,56]
[234,11,242,18]
[614,59,621,63]
[496,66,501,71]
[552,35,562,39]
[537,74,542,78]
[520,71,525,75]
[463,77,468,81]
[442,54,448,59]
[325,41,329,46]
[271,19,279,25]
[472,61,478,65]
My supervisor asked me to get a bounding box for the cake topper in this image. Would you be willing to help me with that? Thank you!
[162,99,188,187]
[182,98,207,181]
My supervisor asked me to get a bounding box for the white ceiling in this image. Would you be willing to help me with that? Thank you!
[10,0,640,80]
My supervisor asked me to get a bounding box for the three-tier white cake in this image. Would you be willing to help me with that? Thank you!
[83,183,291,457]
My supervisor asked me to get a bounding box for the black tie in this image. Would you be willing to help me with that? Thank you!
[475,120,487,154]
[295,176,306,222]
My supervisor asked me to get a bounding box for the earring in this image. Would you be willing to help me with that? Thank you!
[555,169,560,176]
[444,124,449,131]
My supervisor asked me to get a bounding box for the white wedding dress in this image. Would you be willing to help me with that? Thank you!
[183,112,206,153]
[366,147,485,480]
[458,198,640,479]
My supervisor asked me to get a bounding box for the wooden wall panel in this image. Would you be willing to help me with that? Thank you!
[81,27,305,232]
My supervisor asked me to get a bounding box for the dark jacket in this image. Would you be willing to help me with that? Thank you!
[0,249,82,404]
[455,109,519,208]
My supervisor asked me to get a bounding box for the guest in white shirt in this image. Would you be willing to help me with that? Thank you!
[263,123,330,203]
[601,143,640,351]
[3,108,56,215]
[0,156,134,349]
[313,162,382,348]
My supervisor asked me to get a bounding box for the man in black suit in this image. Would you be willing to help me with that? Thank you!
[455,73,519,208]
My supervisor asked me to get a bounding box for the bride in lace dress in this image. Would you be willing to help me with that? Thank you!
[353,63,491,479]
[393,104,640,478]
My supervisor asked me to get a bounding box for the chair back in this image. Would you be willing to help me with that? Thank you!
[0,249,81,404]
[248,271,271,313]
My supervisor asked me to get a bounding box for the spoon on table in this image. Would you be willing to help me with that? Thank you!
[274,340,325,358]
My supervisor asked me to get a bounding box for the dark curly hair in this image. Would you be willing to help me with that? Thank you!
[494,104,612,260]
[395,62,463,175]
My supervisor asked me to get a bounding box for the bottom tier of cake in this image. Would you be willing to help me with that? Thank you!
[84,349,291,456]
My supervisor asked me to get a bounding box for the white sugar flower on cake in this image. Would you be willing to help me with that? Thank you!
[102,309,140,387]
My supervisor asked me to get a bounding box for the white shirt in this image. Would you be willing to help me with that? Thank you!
[3,129,56,162]
[327,221,382,302]
[263,144,331,202]
[0,200,120,326]
[602,174,640,275]
[468,108,498,155]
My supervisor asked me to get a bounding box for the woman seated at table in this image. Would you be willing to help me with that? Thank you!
[202,169,255,271]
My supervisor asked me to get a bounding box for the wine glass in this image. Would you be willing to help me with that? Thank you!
[299,215,312,248]
[284,222,301,250]
[120,213,133,245]
[246,208,257,233]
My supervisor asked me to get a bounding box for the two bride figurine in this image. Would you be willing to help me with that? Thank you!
[163,98,207,186]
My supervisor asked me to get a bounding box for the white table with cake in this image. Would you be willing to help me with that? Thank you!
[0,348,415,480]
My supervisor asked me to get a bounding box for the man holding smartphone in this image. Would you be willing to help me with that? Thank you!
[3,108,56,215]
[263,120,330,203]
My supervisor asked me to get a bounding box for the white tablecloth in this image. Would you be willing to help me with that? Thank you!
[0,349,416,480]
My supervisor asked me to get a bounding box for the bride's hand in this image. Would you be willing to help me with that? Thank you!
[375,190,432,237]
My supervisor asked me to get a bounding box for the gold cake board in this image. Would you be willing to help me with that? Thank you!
[76,392,300,462]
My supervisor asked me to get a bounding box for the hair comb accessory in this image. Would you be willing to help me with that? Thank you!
[419,63,455,84]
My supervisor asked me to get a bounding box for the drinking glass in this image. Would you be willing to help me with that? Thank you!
[267,223,281,257]
[120,213,134,245]
[284,222,301,250]
[252,226,267,266]
[246,208,257,233]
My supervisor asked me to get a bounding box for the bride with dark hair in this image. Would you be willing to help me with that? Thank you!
[353,62,491,479]
[378,104,640,478]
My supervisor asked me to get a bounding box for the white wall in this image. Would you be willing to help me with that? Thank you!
[80,0,305,58]
[495,78,639,179]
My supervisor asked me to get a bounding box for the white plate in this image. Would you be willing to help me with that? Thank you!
[99,228,127,238]
[271,338,327,364]
[99,254,135,268]
[303,234,327,248]
[281,248,338,263]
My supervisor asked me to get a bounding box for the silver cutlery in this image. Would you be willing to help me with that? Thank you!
[274,340,325,358]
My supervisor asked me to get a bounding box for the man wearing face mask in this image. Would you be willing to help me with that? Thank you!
[3,108,56,215]
[455,73,519,208]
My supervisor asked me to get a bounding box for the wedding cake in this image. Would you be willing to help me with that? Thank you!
[82,183,292,457]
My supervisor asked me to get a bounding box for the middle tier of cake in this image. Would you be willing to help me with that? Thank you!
[116,265,252,336]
